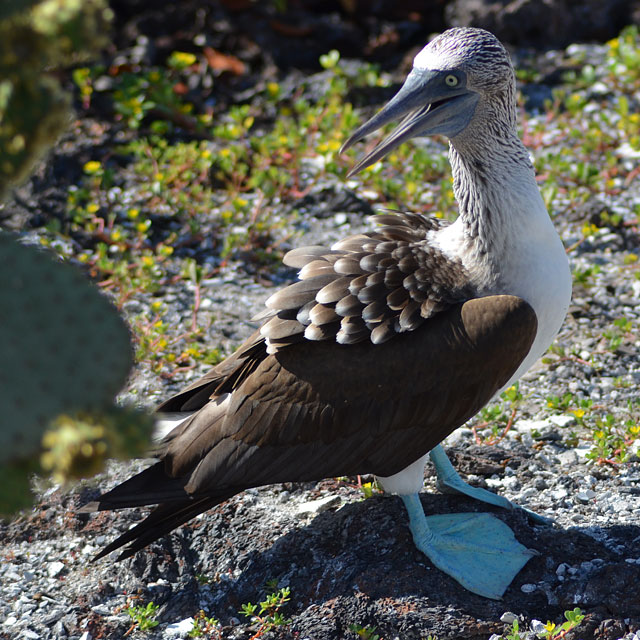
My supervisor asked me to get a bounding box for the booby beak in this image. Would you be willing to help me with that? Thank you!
[341,68,479,176]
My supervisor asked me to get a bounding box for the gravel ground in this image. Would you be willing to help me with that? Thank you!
[2,19,640,640]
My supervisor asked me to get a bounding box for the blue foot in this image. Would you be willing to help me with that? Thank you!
[429,445,553,526]
[401,493,536,599]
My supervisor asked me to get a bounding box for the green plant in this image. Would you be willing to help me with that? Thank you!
[349,623,381,640]
[499,608,585,640]
[586,412,640,464]
[240,584,292,639]
[0,0,112,199]
[602,316,633,353]
[0,236,142,514]
[126,601,160,632]
[472,383,524,445]
[188,610,220,638]
[504,618,523,640]
[536,608,585,639]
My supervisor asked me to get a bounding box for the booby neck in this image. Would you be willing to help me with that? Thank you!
[433,111,571,381]
[447,101,543,248]
[437,121,559,288]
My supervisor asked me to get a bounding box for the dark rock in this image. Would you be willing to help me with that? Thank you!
[445,0,634,48]
[296,185,374,219]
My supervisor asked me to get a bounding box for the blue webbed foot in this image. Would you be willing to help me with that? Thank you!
[401,493,536,599]
[429,445,553,526]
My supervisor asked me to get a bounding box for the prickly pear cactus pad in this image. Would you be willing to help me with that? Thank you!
[0,235,133,464]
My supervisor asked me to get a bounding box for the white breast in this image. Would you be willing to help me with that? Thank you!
[433,180,572,390]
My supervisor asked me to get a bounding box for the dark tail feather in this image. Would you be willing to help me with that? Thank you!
[94,491,237,561]
[79,462,189,512]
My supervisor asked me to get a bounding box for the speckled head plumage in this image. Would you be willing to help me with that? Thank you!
[413,28,515,94]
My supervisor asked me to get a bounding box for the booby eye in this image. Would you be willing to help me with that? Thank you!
[445,74,459,87]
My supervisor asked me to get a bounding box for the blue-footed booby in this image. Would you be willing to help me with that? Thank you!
[81,28,571,599]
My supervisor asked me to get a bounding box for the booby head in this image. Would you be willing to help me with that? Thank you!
[341,27,516,175]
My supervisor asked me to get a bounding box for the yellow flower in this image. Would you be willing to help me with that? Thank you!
[156,244,174,257]
[127,207,140,219]
[83,160,102,174]
[171,51,197,67]
[86,202,99,214]
[267,82,280,98]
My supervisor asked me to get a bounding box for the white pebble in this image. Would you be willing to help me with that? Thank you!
[296,495,341,516]
[500,611,518,624]
[530,619,546,634]
[47,561,65,578]
[165,617,195,637]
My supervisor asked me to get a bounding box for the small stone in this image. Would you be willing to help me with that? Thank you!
[22,630,39,640]
[91,604,111,616]
[576,489,596,503]
[549,414,575,428]
[550,488,568,501]
[296,495,341,516]
[557,450,578,465]
[334,213,348,225]
[165,617,194,637]
[500,612,518,624]
[3,616,17,626]
[530,619,546,634]
[580,561,594,572]
[515,419,550,433]
[520,583,536,593]
[534,477,547,490]
[47,561,65,578]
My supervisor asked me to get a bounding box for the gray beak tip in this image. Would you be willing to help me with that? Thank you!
[339,136,356,155]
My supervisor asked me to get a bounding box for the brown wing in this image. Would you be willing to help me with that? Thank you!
[85,294,536,560]
[259,212,476,351]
